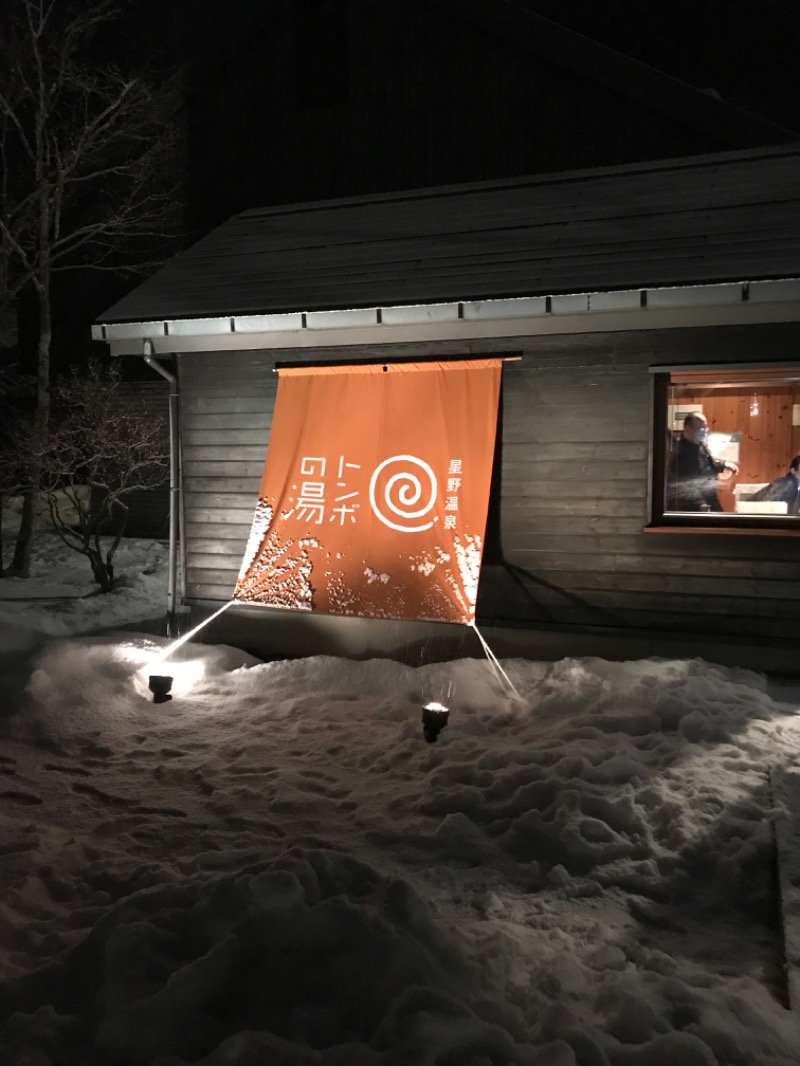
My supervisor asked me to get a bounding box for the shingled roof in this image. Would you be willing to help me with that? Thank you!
[99,144,800,325]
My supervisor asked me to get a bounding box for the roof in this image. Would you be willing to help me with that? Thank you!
[99,144,800,325]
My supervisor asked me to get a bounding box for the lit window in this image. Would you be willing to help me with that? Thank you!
[650,365,800,529]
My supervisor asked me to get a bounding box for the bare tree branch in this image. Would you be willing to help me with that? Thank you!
[0,0,182,576]
[0,360,169,590]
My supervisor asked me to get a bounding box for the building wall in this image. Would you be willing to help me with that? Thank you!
[177,321,800,657]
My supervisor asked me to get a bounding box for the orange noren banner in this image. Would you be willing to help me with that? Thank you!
[234,359,502,624]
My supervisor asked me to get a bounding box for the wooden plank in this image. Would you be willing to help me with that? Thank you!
[498,565,800,600]
[182,430,270,447]
[182,445,268,463]
[505,404,650,426]
[504,384,649,407]
[181,370,277,388]
[185,515,254,531]
[180,414,271,431]
[495,498,646,518]
[637,534,800,563]
[504,540,800,572]
[498,515,643,536]
[186,551,247,571]
[498,532,800,568]
[185,528,252,548]
[503,425,647,444]
[179,351,275,370]
[182,460,265,478]
[185,566,242,585]
[475,581,800,636]
[185,477,261,493]
[484,574,800,619]
[185,583,244,601]
[182,396,273,415]
[501,440,649,462]
[514,375,652,392]
[183,493,258,511]
[499,479,646,500]
[180,386,276,401]
[499,530,800,566]
[475,600,800,641]
[500,460,645,481]
[501,533,750,567]
[615,545,800,570]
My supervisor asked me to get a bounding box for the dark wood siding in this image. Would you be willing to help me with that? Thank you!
[178,321,800,644]
[179,355,275,598]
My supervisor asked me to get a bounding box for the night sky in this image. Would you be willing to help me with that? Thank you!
[9,0,800,374]
[505,0,799,133]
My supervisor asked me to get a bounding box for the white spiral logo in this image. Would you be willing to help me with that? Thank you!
[369,455,438,533]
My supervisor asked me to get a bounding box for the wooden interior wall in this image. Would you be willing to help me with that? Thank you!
[178,322,800,648]
[675,385,800,511]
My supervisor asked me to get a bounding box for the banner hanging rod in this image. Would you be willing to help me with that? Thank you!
[271,353,522,372]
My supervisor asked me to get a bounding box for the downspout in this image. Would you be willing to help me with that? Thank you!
[143,341,181,637]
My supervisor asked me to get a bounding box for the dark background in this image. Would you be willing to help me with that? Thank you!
[10,0,800,374]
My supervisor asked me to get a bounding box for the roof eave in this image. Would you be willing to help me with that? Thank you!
[93,279,800,356]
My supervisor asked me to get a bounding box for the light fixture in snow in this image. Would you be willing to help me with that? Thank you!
[120,642,206,699]
[138,658,205,699]
[421,702,450,743]
[148,675,173,704]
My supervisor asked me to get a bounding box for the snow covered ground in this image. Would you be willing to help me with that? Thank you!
[1,528,800,1065]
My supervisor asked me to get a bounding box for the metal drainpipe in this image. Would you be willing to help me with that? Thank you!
[143,341,180,637]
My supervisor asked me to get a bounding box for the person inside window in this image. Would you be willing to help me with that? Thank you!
[668,412,739,512]
[748,455,800,514]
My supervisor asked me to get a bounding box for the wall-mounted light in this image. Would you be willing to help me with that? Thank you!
[421,702,450,743]
[750,394,759,417]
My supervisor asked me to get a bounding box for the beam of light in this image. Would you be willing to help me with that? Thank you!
[144,599,236,674]
[469,620,522,699]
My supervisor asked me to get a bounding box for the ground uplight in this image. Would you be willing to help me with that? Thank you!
[422,701,450,743]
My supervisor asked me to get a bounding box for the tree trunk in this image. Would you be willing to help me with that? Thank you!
[89,551,114,593]
[9,278,51,577]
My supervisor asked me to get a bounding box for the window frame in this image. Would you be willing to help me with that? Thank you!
[647,362,800,535]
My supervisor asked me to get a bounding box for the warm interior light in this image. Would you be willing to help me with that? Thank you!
[421,701,450,743]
